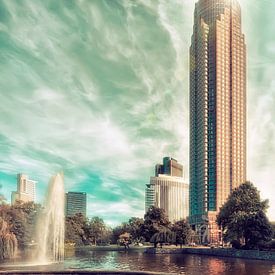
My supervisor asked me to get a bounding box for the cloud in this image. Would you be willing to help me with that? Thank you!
[0,0,274,224]
[242,0,275,220]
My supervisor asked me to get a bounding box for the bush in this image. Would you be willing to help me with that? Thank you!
[265,240,275,250]
[231,240,241,249]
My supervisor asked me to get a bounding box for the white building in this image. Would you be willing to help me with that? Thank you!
[11,174,36,204]
[145,174,189,222]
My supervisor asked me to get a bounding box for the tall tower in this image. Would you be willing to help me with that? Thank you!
[189,0,246,242]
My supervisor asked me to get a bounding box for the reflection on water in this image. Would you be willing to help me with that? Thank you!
[1,249,275,275]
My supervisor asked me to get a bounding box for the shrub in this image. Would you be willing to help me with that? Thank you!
[231,239,241,249]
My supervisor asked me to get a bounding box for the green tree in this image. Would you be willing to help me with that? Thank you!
[142,206,170,242]
[271,222,275,239]
[100,226,112,244]
[65,213,87,245]
[0,201,41,249]
[0,184,6,204]
[118,232,131,249]
[88,216,106,245]
[128,217,144,244]
[244,210,273,249]
[111,223,130,244]
[217,182,273,249]
[150,226,175,248]
[172,219,192,248]
[0,217,17,260]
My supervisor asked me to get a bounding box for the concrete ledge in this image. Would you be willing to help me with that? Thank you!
[0,271,170,275]
[75,246,148,252]
[145,247,275,261]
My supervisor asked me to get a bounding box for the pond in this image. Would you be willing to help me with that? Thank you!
[1,248,275,275]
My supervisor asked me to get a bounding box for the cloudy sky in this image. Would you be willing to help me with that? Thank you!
[0,0,274,225]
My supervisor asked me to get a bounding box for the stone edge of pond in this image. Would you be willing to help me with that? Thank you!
[0,271,172,275]
[145,247,275,261]
[74,246,149,252]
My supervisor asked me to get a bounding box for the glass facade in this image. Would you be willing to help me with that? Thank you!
[189,0,246,242]
[155,157,183,177]
[65,192,87,217]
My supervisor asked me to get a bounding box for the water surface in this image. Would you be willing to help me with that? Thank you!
[1,249,275,275]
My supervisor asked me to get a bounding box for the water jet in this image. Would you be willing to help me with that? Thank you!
[34,173,65,263]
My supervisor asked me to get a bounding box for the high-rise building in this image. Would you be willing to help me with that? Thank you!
[189,0,246,243]
[145,183,155,212]
[155,157,183,178]
[146,158,189,222]
[11,174,36,204]
[146,175,189,222]
[65,192,87,217]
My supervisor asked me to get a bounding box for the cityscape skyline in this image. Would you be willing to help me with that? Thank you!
[0,0,274,226]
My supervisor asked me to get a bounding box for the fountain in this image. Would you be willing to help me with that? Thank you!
[35,173,65,263]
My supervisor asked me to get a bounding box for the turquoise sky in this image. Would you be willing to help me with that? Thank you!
[0,0,274,225]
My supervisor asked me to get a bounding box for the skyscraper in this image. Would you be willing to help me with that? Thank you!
[189,0,246,243]
[146,157,189,222]
[65,192,87,217]
[11,173,36,204]
[147,175,189,222]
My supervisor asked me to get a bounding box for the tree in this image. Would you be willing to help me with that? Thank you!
[0,201,41,249]
[100,226,112,244]
[118,232,131,249]
[128,217,145,244]
[150,226,175,248]
[0,188,18,259]
[0,217,17,260]
[65,213,87,245]
[0,184,6,204]
[111,224,129,244]
[172,219,192,248]
[270,222,275,239]
[88,216,107,245]
[217,182,273,249]
[142,206,170,242]
[244,210,273,249]
[65,215,110,246]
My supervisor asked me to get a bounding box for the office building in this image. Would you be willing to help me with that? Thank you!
[146,175,189,222]
[155,157,183,177]
[146,158,189,222]
[65,192,87,217]
[11,174,36,204]
[145,183,155,212]
[189,0,246,242]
